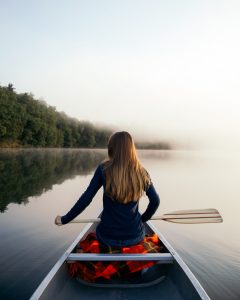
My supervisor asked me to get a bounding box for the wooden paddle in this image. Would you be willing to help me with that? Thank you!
[70,208,223,224]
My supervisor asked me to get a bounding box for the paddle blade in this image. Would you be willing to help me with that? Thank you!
[164,217,223,224]
[164,208,220,215]
[160,208,223,224]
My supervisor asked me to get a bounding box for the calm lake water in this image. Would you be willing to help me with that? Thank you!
[0,149,239,300]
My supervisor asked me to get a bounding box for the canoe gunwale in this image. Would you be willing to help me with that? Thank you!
[29,222,93,300]
[147,221,210,300]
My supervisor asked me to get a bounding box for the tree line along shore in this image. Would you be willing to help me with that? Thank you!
[0,84,171,150]
[0,84,113,148]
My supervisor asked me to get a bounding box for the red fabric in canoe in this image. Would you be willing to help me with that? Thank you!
[68,232,162,282]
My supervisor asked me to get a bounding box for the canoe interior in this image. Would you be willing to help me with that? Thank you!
[33,222,206,300]
[39,262,202,300]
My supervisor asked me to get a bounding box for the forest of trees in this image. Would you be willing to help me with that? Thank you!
[0,83,171,149]
[0,84,112,148]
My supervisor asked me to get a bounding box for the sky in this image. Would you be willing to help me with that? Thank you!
[1,0,240,148]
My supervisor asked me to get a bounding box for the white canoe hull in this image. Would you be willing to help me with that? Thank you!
[30,221,210,300]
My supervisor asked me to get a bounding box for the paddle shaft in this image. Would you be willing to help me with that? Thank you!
[69,209,222,224]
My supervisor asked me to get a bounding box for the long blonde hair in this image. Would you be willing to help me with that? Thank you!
[103,131,150,204]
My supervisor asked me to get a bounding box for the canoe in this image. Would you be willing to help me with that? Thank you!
[30,221,210,300]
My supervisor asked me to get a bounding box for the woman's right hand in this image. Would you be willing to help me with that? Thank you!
[55,215,62,226]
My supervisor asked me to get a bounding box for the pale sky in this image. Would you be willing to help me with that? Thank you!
[1,0,240,148]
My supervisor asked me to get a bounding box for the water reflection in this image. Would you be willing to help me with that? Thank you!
[0,149,239,300]
[0,149,107,212]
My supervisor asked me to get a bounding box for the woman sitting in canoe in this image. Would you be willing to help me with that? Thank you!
[55,131,161,281]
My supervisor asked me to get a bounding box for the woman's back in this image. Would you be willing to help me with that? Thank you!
[97,191,143,245]
[57,131,160,247]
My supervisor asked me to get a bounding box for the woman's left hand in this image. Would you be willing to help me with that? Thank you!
[55,215,62,226]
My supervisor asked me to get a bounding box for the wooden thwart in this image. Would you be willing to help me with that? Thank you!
[67,253,174,262]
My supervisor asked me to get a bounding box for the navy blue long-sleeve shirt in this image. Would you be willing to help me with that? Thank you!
[61,164,160,246]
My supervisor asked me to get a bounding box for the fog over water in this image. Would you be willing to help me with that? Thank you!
[1,1,240,150]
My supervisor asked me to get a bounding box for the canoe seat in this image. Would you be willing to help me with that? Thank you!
[67,253,173,263]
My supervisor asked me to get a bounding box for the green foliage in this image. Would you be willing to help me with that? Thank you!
[0,84,113,148]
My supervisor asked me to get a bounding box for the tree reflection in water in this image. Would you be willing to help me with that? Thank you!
[0,149,107,212]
